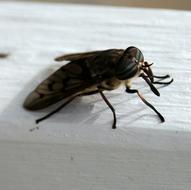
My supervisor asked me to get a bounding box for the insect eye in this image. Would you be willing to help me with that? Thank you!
[125,47,144,63]
[132,57,138,64]
[115,47,145,80]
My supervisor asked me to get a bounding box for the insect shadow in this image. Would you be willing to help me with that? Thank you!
[0,66,114,131]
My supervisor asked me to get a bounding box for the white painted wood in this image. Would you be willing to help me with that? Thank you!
[0,1,191,189]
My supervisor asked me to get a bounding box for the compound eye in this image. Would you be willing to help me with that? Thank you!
[125,46,144,63]
[132,57,138,64]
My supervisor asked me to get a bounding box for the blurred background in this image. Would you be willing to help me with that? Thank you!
[12,0,191,10]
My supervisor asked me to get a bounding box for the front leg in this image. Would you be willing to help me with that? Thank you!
[140,73,160,96]
[126,86,165,122]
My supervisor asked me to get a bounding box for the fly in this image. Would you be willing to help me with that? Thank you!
[24,47,173,129]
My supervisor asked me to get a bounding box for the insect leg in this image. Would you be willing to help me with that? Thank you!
[36,94,80,124]
[142,63,173,85]
[152,74,170,79]
[150,74,173,85]
[140,73,160,96]
[125,87,165,122]
[152,78,173,85]
[141,72,173,85]
[98,89,117,129]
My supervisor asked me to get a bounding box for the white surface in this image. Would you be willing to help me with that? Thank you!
[0,1,191,190]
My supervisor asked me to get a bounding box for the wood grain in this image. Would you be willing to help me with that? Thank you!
[0,2,191,190]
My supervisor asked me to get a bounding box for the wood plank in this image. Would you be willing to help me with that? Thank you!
[0,2,191,190]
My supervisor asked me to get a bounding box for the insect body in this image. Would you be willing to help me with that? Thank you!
[24,47,173,129]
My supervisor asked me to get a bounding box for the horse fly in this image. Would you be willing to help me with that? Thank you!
[24,47,173,129]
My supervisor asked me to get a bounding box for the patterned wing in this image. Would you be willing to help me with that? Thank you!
[55,49,123,62]
[24,49,124,110]
[55,50,104,62]
[23,60,95,110]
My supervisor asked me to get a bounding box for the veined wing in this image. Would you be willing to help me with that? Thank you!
[55,49,124,62]
[23,60,96,110]
[24,49,124,110]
